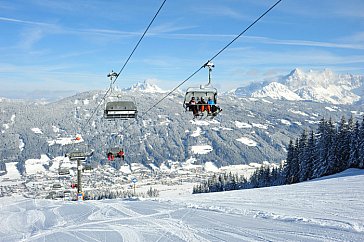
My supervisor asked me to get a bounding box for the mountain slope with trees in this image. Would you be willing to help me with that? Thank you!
[1,77,363,173]
[194,115,364,193]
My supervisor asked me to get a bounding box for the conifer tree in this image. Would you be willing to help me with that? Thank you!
[291,139,300,183]
[348,120,360,168]
[327,133,339,175]
[301,130,315,181]
[358,116,364,168]
[336,116,351,171]
[314,118,335,177]
[298,130,308,182]
[284,140,296,184]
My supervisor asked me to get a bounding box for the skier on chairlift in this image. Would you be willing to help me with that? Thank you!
[207,97,214,114]
[116,149,125,160]
[198,97,206,113]
[188,97,198,117]
[107,152,114,161]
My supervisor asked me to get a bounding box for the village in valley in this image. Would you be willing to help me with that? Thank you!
[0,153,268,200]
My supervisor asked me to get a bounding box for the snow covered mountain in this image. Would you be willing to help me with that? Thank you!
[251,82,301,101]
[0,88,361,172]
[124,80,166,93]
[234,68,364,104]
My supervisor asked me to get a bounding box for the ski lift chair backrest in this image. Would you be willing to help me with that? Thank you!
[108,147,123,154]
[104,100,137,119]
[183,86,217,108]
[68,151,87,161]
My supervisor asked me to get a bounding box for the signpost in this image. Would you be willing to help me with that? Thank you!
[131,177,137,196]
[77,192,84,201]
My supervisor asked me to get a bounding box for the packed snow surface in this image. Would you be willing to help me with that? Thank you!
[289,109,309,116]
[31,127,43,134]
[203,161,219,172]
[190,119,219,126]
[1,169,363,241]
[325,106,337,112]
[191,145,213,154]
[236,137,258,146]
[251,123,268,129]
[24,154,50,175]
[280,119,291,125]
[2,162,22,180]
[48,135,84,146]
[191,127,202,137]
[234,121,252,129]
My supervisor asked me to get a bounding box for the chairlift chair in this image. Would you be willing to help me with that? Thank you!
[104,70,138,120]
[58,168,70,175]
[67,151,88,161]
[106,147,125,161]
[183,86,218,109]
[104,98,137,120]
[83,164,93,172]
[52,183,62,189]
[183,61,221,118]
[183,86,220,117]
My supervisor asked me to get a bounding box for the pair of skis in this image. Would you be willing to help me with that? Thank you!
[193,109,222,120]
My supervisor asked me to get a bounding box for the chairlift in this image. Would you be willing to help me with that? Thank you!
[83,164,93,172]
[104,99,137,119]
[106,147,125,161]
[104,71,138,120]
[66,150,93,161]
[52,183,62,189]
[58,168,70,175]
[183,61,222,118]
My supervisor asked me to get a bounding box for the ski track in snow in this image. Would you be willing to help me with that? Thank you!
[1,169,364,241]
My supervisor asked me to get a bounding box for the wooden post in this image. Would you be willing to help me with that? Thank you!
[77,159,82,199]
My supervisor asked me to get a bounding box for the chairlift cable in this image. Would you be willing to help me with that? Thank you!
[84,87,112,126]
[208,0,282,63]
[143,67,204,115]
[139,0,283,118]
[118,67,204,132]
[117,0,283,133]
[112,0,168,86]
[84,0,167,127]
[113,0,167,84]
[85,0,282,149]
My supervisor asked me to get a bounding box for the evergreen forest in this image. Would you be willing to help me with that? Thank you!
[193,115,364,194]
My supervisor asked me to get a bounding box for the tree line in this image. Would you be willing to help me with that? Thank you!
[193,115,364,194]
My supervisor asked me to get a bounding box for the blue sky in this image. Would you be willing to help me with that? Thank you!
[0,0,363,99]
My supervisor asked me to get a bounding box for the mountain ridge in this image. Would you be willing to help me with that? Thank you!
[124,80,167,93]
[1,89,361,171]
[231,68,364,104]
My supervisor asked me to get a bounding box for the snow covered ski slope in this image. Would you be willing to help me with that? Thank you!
[1,169,363,241]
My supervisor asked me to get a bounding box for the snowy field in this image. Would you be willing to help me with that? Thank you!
[1,169,364,241]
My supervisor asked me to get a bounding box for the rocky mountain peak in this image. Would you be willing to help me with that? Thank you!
[234,69,364,105]
[125,80,165,93]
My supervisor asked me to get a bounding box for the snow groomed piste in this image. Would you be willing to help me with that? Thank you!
[1,169,363,241]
